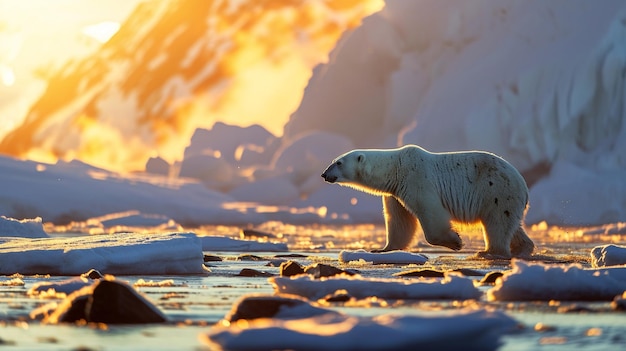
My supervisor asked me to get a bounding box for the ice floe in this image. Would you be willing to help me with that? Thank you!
[203,307,516,351]
[0,232,205,275]
[0,216,48,238]
[488,260,626,301]
[339,249,428,265]
[270,273,481,301]
[591,244,626,267]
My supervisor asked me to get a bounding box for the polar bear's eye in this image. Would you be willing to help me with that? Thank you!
[336,161,342,166]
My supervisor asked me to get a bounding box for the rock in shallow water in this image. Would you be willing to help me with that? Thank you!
[279,260,305,276]
[224,294,335,322]
[43,278,167,324]
[304,263,354,278]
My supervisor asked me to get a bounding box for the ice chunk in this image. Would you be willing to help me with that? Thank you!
[487,260,626,301]
[203,309,516,351]
[0,232,204,275]
[0,216,48,238]
[270,273,480,301]
[591,244,626,268]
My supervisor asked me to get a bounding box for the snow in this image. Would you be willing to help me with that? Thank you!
[339,249,428,265]
[487,260,626,301]
[199,235,288,252]
[0,216,48,238]
[591,244,626,268]
[0,232,205,275]
[270,273,481,301]
[203,309,516,351]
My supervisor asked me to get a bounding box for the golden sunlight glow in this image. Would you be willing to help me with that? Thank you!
[0,0,385,172]
[82,21,120,43]
[0,65,15,86]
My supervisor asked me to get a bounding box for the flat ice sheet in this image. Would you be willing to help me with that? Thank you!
[0,232,204,275]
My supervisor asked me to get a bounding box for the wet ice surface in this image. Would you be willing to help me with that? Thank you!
[0,225,625,350]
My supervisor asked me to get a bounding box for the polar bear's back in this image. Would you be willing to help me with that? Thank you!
[426,150,528,223]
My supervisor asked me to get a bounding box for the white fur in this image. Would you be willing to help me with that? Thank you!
[321,145,535,258]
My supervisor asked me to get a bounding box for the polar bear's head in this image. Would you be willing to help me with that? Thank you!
[321,147,409,196]
[321,150,367,185]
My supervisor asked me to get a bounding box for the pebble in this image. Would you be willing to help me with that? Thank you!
[304,263,353,279]
[237,268,274,277]
[80,269,104,280]
[479,271,504,285]
[237,254,265,261]
[279,261,305,277]
[394,269,444,278]
[203,255,223,262]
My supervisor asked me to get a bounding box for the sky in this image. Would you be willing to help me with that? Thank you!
[0,0,140,138]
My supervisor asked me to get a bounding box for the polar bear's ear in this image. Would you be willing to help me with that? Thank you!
[357,153,365,162]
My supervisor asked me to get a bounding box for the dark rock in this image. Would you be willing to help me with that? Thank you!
[304,263,352,278]
[479,271,504,285]
[275,253,308,258]
[240,229,276,239]
[225,294,331,322]
[453,268,485,276]
[44,279,167,324]
[280,261,305,277]
[237,254,265,261]
[237,268,274,277]
[557,305,596,313]
[266,259,287,267]
[323,290,352,303]
[394,269,445,278]
[203,254,223,262]
[55,294,91,323]
[88,280,167,324]
[81,269,104,279]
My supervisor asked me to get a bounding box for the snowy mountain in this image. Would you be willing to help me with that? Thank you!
[0,0,381,171]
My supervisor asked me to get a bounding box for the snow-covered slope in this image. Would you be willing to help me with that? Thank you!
[284,0,626,226]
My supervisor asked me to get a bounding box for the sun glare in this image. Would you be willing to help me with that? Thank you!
[0,0,385,173]
[82,21,120,43]
[0,65,15,86]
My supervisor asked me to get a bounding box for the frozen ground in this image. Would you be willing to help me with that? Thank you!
[0,219,624,350]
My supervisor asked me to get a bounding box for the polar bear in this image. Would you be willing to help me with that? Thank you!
[321,145,534,258]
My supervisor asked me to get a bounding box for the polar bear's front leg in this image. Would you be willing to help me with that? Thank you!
[379,196,418,251]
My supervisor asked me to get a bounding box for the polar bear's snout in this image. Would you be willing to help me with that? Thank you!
[321,164,339,183]
[321,171,337,183]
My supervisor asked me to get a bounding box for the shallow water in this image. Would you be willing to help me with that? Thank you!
[1,226,626,350]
